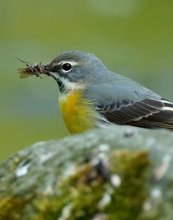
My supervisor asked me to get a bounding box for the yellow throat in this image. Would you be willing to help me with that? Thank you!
[59,88,96,133]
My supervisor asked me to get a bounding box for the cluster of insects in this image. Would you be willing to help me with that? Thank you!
[18,58,49,79]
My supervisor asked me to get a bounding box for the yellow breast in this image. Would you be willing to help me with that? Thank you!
[59,89,96,133]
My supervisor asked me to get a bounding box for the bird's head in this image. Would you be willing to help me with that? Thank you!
[44,51,107,93]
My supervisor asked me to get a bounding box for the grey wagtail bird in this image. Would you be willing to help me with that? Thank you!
[19,51,173,133]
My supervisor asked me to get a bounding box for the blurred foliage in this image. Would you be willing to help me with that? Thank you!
[0,0,173,160]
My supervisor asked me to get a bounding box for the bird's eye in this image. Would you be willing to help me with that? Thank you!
[62,63,72,72]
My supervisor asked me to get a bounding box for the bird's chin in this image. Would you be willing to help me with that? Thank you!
[46,71,58,80]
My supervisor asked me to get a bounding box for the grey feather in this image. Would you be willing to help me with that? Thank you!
[84,72,173,129]
[84,70,161,104]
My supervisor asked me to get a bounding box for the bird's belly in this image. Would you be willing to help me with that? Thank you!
[59,90,96,133]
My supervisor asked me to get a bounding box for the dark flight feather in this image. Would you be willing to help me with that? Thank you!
[97,98,173,130]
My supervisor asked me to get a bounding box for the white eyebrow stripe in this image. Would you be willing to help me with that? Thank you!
[60,60,78,66]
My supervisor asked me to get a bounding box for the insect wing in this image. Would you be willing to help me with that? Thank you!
[18,68,33,79]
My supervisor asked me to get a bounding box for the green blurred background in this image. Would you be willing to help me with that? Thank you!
[1,0,173,161]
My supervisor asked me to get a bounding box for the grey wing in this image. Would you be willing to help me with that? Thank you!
[84,81,173,130]
[96,98,173,129]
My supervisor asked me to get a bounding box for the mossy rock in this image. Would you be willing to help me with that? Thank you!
[0,126,173,220]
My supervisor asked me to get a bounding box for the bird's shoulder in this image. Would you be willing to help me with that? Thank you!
[84,72,160,105]
[84,72,173,129]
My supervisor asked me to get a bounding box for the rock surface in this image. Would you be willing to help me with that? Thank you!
[0,125,173,220]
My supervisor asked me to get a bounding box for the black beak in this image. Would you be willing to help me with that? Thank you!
[43,64,59,82]
[43,64,54,77]
[43,64,51,74]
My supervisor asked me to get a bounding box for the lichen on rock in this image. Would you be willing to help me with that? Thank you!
[0,126,173,219]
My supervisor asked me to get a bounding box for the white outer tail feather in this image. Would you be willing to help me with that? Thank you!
[161,99,173,112]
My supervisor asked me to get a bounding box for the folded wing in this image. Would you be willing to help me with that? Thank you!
[96,98,173,129]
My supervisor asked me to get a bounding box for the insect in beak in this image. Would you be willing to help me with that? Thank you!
[17,58,49,79]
